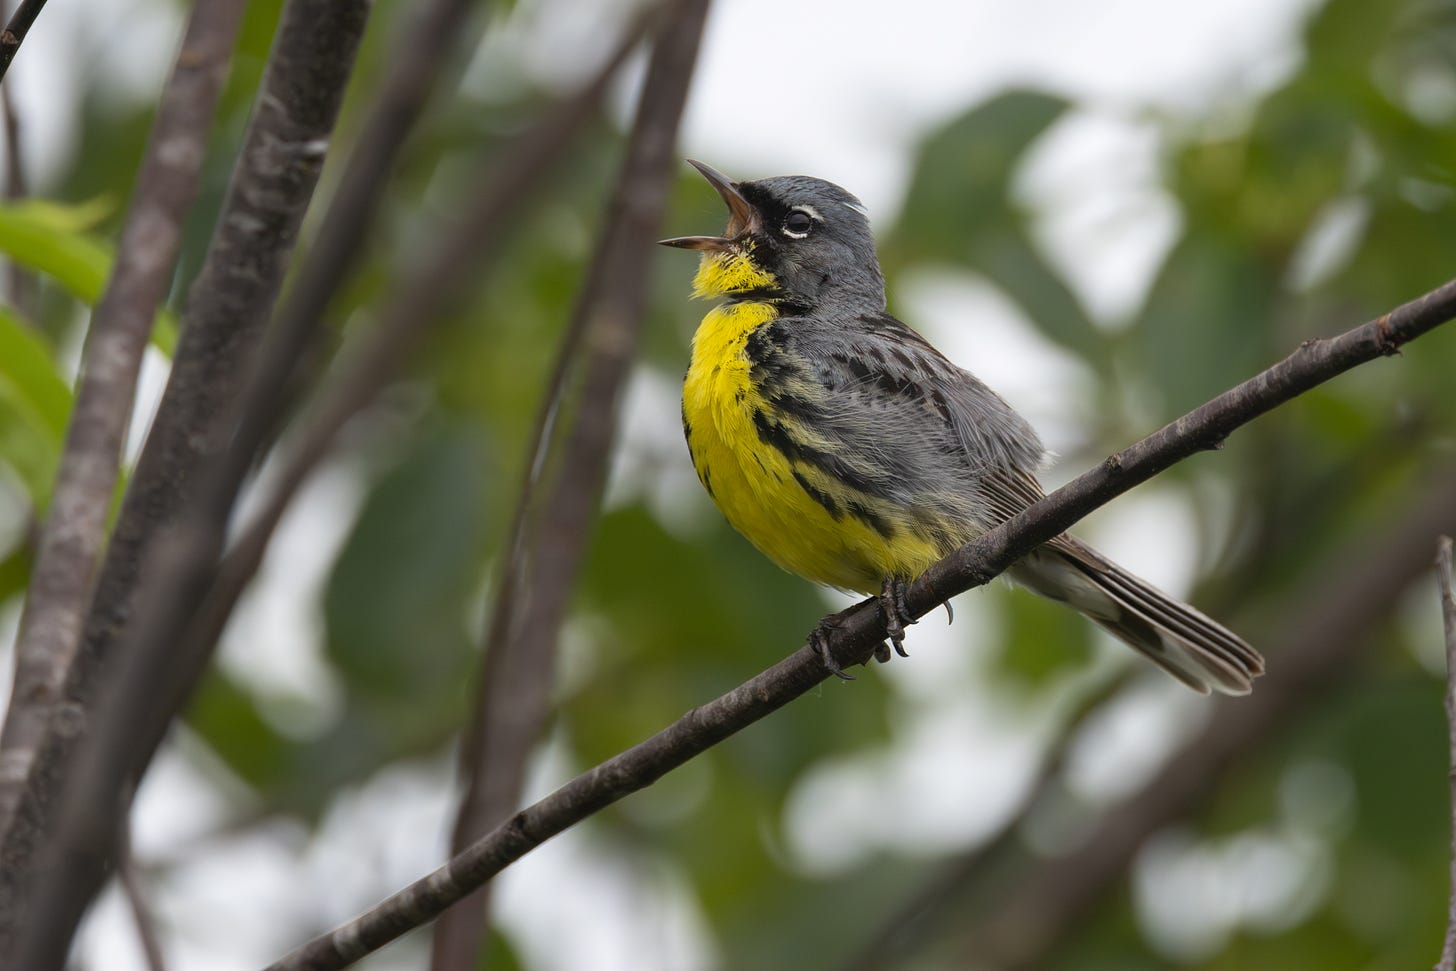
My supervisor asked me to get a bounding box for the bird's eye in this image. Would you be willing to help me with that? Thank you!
[783,210,814,237]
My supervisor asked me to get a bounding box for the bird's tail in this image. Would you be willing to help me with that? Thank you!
[1009,537,1263,695]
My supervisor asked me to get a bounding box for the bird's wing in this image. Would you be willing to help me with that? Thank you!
[776,311,1048,529]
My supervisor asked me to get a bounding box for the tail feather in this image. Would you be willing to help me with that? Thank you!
[1010,538,1263,696]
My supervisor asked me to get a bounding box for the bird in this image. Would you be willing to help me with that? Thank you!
[659,159,1263,694]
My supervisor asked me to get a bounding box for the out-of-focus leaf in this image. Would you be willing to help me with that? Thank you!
[897,90,1069,254]
[892,90,1108,365]
[1329,678,1447,862]
[968,228,1110,365]
[0,307,73,439]
[994,585,1093,688]
[324,418,491,710]
[186,671,294,793]
[0,200,179,355]
[1130,234,1278,415]
[0,542,31,605]
[0,373,62,511]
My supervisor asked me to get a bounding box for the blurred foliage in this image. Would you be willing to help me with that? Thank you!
[1,0,1455,967]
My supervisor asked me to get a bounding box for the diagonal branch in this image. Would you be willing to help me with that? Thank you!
[1437,535,1456,971]
[0,0,45,84]
[433,4,709,967]
[266,277,1456,971]
[0,0,246,908]
[0,0,34,315]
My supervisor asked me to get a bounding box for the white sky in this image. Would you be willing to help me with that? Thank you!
[2,0,1323,967]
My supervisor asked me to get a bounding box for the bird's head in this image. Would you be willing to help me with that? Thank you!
[660,160,885,312]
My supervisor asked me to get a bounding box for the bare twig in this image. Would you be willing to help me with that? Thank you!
[958,476,1456,969]
[5,0,372,962]
[0,0,34,315]
[65,0,484,819]
[117,819,167,971]
[266,278,1456,971]
[1437,535,1456,971]
[162,0,659,744]
[433,4,708,968]
[0,0,45,84]
[22,30,665,943]
[225,0,494,479]
[0,0,246,929]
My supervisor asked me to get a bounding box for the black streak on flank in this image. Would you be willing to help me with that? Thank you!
[752,408,883,497]
[769,390,825,426]
[792,469,841,519]
[846,497,895,539]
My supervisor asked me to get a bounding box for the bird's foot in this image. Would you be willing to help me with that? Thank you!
[810,615,856,681]
[880,576,915,659]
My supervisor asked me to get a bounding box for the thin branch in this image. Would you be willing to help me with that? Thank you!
[117,818,168,971]
[266,277,1456,971]
[65,0,484,803]
[1437,535,1456,971]
[225,0,495,481]
[9,2,662,965]
[0,0,34,315]
[957,473,1456,969]
[433,4,708,968]
[0,0,45,84]
[4,0,372,962]
[0,0,246,923]
[159,0,659,740]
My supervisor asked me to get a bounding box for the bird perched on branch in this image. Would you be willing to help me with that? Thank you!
[660,160,1262,694]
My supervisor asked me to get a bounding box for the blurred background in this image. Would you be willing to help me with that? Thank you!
[2,0,1455,967]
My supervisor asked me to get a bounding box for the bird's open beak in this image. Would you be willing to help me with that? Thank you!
[658,159,758,251]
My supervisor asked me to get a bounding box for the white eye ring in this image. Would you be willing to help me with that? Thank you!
[782,206,818,239]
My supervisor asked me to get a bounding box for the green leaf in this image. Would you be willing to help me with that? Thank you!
[324,418,491,707]
[1130,234,1279,415]
[993,585,1093,688]
[0,307,73,439]
[0,542,31,605]
[897,89,1070,257]
[0,377,62,511]
[892,90,1107,365]
[0,200,179,355]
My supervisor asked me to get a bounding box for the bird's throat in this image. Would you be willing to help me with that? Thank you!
[691,249,777,301]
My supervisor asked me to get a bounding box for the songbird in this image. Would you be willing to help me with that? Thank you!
[661,160,1262,694]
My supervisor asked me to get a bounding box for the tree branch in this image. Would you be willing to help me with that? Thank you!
[0,0,45,84]
[266,276,1456,971]
[0,0,246,926]
[433,4,709,967]
[164,0,660,737]
[0,0,34,315]
[1438,535,1456,971]
[117,817,167,971]
[4,0,372,962]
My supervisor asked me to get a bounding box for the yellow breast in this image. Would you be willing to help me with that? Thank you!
[681,255,945,593]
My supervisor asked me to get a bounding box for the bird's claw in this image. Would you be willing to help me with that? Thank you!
[810,618,855,681]
[880,576,914,659]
